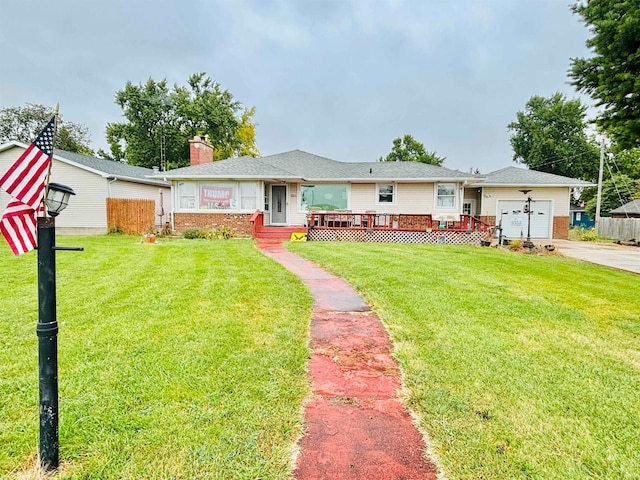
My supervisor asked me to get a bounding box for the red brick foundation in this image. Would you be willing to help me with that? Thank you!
[553,216,570,240]
[174,213,253,238]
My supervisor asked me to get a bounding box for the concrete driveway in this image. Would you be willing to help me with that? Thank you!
[552,239,640,274]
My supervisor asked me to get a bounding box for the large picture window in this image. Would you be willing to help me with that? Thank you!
[300,184,348,211]
[199,183,236,210]
[177,181,260,211]
[436,184,456,209]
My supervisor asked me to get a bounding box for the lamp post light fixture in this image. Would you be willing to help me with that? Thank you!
[498,210,508,246]
[37,182,81,471]
[518,189,533,245]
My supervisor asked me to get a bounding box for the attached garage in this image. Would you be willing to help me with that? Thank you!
[498,199,553,239]
[475,167,595,241]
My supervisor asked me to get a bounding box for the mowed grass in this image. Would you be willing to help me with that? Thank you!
[1,236,312,479]
[287,242,640,479]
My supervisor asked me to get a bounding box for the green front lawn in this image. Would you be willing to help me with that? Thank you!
[288,242,640,480]
[1,237,312,479]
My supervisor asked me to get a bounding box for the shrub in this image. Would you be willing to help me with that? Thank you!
[183,229,200,239]
[183,228,234,240]
[508,240,522,251]
[579,227,598,242]
[218,226,233,239]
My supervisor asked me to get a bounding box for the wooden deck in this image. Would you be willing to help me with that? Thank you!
[307,212,492,233]
[250,212,493,244]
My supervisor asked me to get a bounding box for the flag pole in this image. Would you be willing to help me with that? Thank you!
[42,104,60,219]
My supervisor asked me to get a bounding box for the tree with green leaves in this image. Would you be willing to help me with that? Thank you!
[104,73,259,168]
[0,103,94,155]
[569,0,640,149]
[378,134,445,165]
[611,147,640,179]
[584,172,639,217]
[507,93,600,180]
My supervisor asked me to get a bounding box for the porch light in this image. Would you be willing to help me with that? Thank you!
[46,183,75,216]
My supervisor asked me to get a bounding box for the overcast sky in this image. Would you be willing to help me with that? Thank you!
[0,0,593,172]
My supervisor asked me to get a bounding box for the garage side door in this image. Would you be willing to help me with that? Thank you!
[498,200,553,239]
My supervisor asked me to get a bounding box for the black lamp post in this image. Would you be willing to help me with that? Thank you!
[519,189,533,244]
[37,182,78,471]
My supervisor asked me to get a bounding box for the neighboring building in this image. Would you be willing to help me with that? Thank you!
[610,199,640,218]
[154,136,593,241]
[0,141,170,234]
[570,203,595,228]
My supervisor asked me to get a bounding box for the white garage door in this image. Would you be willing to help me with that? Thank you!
[498,200,553,239]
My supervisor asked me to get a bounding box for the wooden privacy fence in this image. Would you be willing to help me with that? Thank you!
[597,217,640,241]
[107,198,155,234]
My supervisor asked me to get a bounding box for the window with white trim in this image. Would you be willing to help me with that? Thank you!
[240,182,258,210]
[300,184,348,211]
[176,181,261,211]
[436,184,456,209]
[178,182,196,209]
[376,184,395,204]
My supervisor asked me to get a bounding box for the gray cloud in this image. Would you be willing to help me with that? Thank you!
[0,0,592,172]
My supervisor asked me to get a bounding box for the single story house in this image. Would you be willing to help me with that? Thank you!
[0,141,171,234]
[610,199,640,218]
[152,136,593,242]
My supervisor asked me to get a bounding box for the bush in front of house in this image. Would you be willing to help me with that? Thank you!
[183,229,201,239]
[183,228,234,240]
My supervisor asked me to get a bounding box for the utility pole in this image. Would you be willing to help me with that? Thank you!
[595,139,605,227]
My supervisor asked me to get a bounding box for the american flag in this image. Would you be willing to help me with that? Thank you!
[0,116,55,256]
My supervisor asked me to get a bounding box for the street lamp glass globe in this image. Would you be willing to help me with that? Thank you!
[46,183,75,216]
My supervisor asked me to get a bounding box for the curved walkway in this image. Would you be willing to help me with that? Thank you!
[257,242,438,480]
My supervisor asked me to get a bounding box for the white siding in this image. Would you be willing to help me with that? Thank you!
[352,183,435,213]
[49,160,108,229]
[288,183,307,226]
[480,187,571,217]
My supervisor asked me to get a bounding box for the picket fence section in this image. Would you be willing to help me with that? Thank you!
[107,198,155,234]
[597,217,640,241]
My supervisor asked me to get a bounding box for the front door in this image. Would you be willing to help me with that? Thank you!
[463,200,476,216]
[271,185,287,225]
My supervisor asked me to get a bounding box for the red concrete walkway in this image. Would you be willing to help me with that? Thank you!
[257,242,439,480]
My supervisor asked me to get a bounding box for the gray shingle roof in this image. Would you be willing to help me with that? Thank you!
[54,149,169,186]
[157,149,478,182]
[483,166,594,186]
[610,199,640,215]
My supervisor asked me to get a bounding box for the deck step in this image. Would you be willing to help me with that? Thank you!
[255,226,308,241]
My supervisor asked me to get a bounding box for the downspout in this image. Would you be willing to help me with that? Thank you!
[168,179,175,232]
[107,176,118,197]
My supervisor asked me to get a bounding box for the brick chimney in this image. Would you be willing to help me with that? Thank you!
[189,135,213,166]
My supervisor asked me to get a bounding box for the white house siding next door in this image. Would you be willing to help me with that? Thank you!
[271,185,287,225]
[498,200,553,239]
